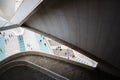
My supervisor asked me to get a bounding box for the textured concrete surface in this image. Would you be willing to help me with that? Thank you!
[0,51,119,80]
[24,0,120,77]
[0,66,56,80]
[0,61,68,80]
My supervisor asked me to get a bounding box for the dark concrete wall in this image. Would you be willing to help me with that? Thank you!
[0,66,56,80]
[25,0,120,77]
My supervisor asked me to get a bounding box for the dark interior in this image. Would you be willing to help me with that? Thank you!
[0,66,55,80]
[0,61,68,80]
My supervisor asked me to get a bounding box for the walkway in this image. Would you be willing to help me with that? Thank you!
[35,33,49,53]
[0,36,5,61]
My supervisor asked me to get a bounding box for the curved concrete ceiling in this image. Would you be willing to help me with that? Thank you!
[24,0,120,77]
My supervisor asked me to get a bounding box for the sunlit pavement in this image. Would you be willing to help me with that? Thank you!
[0,35,5,60]
[0,27,97,67]
[23,29,40,52]
[5,30,20,57]
[35,33,50,53]
[3,27,50,59]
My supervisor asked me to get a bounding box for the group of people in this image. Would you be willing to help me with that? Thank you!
[26,43,33,50]
[0,31,14,45]
[0,31,13,54]
[55,46,75,58]
[39,36,47,46]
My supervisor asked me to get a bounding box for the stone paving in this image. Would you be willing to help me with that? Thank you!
[0,27,97,68]
[0,27,50,59]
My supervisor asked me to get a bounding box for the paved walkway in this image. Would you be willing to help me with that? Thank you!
[0,27,52,60]
[5,30,20,57]
[0,36,5,60]
[23,29,40,51]
[35,33,49,53]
